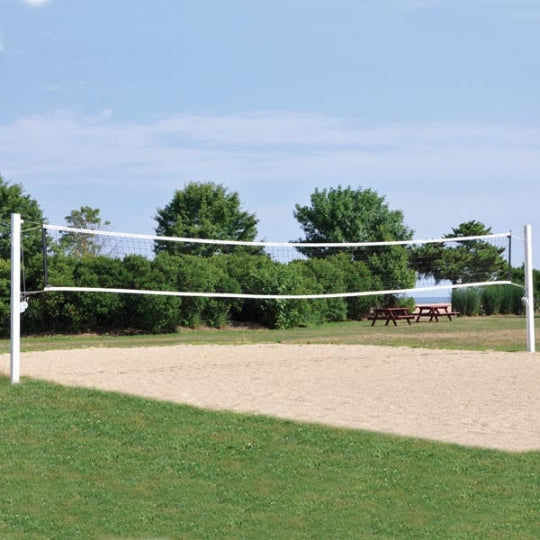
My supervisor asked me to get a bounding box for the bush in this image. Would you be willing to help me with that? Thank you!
[26,254,183,334]
[225,254,320,329]
[511,266,539,311]
[481,285,524,316]
[26,256,126,333]
[452,288,482,316]
[292,258,348,323]
[325,254,382,319]
[121,255,182,334]
[452,285,524,317]
[175,255,241,328]
[0,258,11,337]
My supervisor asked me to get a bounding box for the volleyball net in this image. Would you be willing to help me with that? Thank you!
[8,215,535,384]
[39,223,515,300]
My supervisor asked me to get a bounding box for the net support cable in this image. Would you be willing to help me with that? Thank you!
[43,282,517,300]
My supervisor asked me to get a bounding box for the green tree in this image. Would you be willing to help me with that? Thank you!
[154,182,259,256]
[294,186,413,247]
[0,175,45,261]
[294,186,415,303]
[65,206,110,230]
[59,206,111,257]
[411,220,508,285]
[0,176,47,335]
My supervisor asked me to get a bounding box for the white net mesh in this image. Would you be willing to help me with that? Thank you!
[41,224,513,299]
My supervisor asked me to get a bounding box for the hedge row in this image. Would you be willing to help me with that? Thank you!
[2,253,534,337]
[12,252,386,335]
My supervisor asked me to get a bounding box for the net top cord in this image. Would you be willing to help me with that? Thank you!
[42,223,512,248]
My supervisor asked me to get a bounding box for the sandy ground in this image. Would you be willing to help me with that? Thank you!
[1,344,539,452]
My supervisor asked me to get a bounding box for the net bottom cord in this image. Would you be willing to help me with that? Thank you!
[41,281,519,300]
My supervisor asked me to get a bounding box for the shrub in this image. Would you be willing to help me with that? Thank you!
[511,266,539,312]
[121,254,182,334]
[292,258,348,323]
[26,256,126,333]
[0,258,11,337]
[325,254,382,319]
[481,285,524,316]
[452,288,482,316]
[176,255,241,328]
[224,254,319,329]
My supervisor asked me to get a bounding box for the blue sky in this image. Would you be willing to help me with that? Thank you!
[1,0,539,267]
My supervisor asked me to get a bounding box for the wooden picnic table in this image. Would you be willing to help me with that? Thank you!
[414,304,459,322]
[368,307,416,326]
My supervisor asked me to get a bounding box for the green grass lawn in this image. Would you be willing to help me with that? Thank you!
[1,317,538,538]
[1,377,538,539]
[1,314,537,353]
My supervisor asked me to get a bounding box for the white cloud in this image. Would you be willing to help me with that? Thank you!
[0,110,538,259]
[1,110,538,187]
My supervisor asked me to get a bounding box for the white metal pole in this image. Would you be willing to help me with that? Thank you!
[523,224,535,353]
[10,213,22,383]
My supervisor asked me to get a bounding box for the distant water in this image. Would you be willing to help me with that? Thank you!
[411,295,451,304]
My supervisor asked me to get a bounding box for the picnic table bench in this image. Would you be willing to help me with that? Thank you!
[368,307,416,326]
[414,304,459,322]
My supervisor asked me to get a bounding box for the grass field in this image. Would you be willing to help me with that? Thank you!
[1,378,538,539]
[1,316,538,538]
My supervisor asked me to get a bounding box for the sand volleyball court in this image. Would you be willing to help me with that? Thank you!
[1,344,539,452]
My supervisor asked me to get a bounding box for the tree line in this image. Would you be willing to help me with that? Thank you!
[0,175,534,336]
